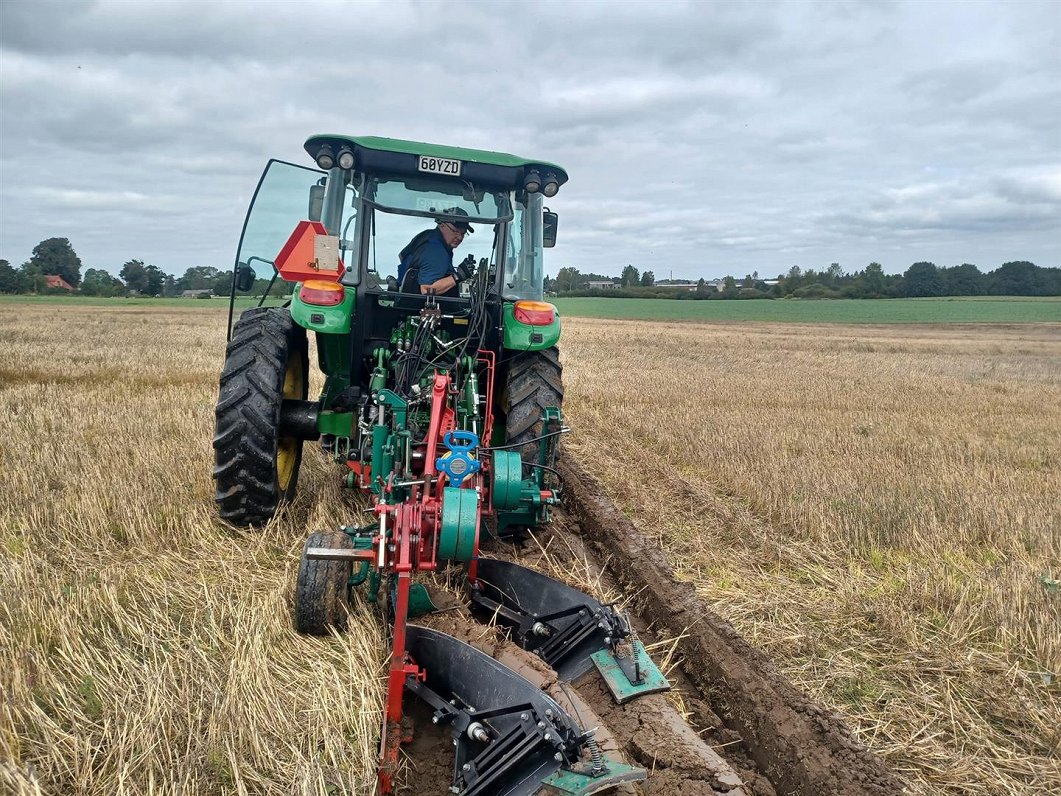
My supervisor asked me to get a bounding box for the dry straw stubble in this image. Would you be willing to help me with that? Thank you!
[0,305,385,795]
[561,318,1061,796]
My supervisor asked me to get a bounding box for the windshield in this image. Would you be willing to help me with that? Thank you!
[236,159,324,282]
[364,176,511,282]
[503,192,544,300]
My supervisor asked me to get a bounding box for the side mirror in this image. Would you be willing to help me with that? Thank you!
[543,209,558,248]
[308,184,325,222]
[235,262,255,292]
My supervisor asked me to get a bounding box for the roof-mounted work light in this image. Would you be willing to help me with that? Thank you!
[523,169,541,193]
[542,173,559,197]
[336,146,355,170]
[315,145,335,170]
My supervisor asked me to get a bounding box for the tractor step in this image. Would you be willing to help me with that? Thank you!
[304,547,374,562]
[469,559,671,703]
[405,625,644,796]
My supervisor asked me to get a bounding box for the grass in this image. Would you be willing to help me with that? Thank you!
[561,318,1061,795]
[554,296,1061,324]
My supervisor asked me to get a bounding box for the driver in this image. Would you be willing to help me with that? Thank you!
[397,207,475,297]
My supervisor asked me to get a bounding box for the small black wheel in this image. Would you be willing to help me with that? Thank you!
[501,347,564,464]
[212,307,309,527]
[294,531,353,635]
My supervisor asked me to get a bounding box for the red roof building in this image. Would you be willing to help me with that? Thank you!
[44,274,74,291]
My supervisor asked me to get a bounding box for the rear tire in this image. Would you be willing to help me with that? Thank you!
[212,307,309,527]
[294,531,353,635]
[501,347,564,465]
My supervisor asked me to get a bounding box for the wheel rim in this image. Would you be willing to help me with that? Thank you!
[276,348,304,491]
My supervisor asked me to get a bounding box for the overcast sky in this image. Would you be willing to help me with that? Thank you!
[1,0,1058,281]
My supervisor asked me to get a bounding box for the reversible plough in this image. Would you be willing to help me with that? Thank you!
[213,135,671,794]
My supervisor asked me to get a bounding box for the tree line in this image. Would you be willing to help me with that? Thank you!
[547,261,1060,299]
[0,238,274,297]
[3,237,1058,301]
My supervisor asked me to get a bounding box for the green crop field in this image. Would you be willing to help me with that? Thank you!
[554,296,1061,324]
[3,294,1059,324]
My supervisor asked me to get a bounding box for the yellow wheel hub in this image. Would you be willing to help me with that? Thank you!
[276,349,305,491]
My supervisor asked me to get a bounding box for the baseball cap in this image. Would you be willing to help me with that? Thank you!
[441,207,474,234]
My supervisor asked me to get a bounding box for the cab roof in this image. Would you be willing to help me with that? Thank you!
[304,134,569,191]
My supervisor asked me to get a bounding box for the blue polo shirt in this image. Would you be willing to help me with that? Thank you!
[398,228,453,286]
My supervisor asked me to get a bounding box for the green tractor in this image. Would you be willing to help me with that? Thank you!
[213,136,668,795]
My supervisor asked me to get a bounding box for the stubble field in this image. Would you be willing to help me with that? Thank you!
[562,319,1060,795]
[1,302,1059,795]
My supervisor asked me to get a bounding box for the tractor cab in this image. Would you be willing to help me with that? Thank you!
[230,135,563,310]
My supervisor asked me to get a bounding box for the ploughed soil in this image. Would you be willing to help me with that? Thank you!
[392,454,905,796]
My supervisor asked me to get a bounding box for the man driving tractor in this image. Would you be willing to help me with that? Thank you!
[397,207,476,297]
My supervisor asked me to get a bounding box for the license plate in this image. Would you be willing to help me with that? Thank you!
[418,155,462,176]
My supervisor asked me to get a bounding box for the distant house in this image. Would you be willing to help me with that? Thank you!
[654,280,698,292]
[587,280,619,290]
[181,289,214,298]
[44,274,74,291]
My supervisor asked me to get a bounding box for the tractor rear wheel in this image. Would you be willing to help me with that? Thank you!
[294,531,353,634]
[501,347,564,465]
[212,307,309,527]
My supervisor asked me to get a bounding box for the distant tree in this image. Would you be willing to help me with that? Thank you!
[163,274,178,297]
[176,266,222,291]
[778,265,802,295]
[987,261,1043,296]
[214,271,234,296]
[1041,266,1061,296]
[861,262,885,296]
[0,259,24,293]
[825,262,844,285]
[25,237,82,287]
[120,259,148,293]
[620,264,640,287]
[80,268,120,296]
[940,263,983,296]
[722,276,737,291]
[640,270,655,287]
[17,261,48,294]
[903,261,942,297]
[554,266,581,292]
[143,265,166,296]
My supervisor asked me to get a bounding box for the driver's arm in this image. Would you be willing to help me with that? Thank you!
[421,275,457,294]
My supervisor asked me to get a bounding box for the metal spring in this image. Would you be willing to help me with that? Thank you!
[587,735,607,776]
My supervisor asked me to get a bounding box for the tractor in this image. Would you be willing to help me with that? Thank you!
[213,135,669,795]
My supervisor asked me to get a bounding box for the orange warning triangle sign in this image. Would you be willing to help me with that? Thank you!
[274,220,344,283]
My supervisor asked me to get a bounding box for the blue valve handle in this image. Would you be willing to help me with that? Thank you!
[442,430,479,453]
[436,431,481,487]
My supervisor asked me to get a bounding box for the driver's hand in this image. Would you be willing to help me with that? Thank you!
[454,254,476,282]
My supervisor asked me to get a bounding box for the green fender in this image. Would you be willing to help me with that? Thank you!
[502,302,561,351]
[290,284,355,334]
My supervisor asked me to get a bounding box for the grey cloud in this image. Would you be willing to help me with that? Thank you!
[1,0,1058,279]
